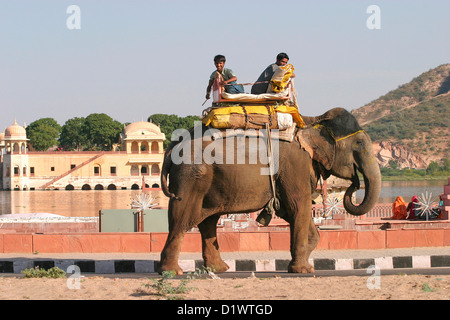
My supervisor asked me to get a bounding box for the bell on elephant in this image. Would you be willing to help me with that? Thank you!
[256,197,280,226]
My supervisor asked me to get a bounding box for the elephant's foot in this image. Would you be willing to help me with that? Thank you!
[288,260,315,273]
[158,261,183,275]
[204,258,229,273]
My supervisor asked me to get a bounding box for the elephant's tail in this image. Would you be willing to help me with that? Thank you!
[161,145,182,201]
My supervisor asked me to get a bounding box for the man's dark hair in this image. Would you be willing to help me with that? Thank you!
[276,52,289,61]
[214,55,226,63]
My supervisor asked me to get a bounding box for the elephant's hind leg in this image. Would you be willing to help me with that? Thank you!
[287,199,315,273]
[197,214,229,273]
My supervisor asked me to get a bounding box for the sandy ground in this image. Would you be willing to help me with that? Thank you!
[0,273,449,300]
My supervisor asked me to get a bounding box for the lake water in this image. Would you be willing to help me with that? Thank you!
[0,189,169,218]
[355,179,447,205]
[0,180,447,217]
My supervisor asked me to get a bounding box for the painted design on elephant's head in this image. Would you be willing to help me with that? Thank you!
[297,108,381,216]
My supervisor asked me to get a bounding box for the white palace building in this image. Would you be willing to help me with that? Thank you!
[0,120,165,191]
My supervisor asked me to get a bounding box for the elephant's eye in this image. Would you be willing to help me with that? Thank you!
[354,140,364,148]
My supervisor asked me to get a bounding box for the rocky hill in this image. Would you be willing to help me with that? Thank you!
[352,64,450,169]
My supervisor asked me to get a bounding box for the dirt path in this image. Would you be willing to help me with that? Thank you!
[0,274,449,300]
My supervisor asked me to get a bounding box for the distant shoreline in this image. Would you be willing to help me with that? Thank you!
[381,175,448,182]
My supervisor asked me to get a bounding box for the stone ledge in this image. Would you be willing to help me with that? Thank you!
[1,255,449,274]
[1,229,449,254]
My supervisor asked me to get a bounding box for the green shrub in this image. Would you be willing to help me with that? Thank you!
[144,271,191,300]
[21,266,66,278]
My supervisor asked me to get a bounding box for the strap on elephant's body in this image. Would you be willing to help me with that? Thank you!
[313,124,365,142]
[256,123,280,226]
[241,105,274,129]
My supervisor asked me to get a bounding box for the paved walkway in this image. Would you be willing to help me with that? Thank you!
[1,247,449,274]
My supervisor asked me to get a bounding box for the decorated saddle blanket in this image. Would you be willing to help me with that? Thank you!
[207,122,298,143]
[202,104,305,131]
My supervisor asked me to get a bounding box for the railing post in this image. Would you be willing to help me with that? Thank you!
[442,178,450,220]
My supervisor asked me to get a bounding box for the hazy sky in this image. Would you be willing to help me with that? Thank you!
[1,0,449,132]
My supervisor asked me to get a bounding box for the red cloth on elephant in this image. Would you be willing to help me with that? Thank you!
[407,196,419,219]
[390,196,408,220]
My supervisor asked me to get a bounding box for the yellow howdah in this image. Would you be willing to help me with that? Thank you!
[202,104,305,129]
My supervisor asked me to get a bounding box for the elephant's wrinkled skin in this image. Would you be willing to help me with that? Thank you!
[159,108,381,274]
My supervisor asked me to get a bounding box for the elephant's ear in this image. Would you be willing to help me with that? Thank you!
[295,125,335,170]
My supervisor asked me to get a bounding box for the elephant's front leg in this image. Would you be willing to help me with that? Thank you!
[197,214,229,273]
[159,230,185,275]
[288,199,315,273]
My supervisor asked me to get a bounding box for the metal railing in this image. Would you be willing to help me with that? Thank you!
[290,203,393,220]
[220,203,394,226]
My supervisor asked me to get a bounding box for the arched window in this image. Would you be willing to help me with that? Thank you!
[13,143,19,153]
[151,164,160,175]
[141,142,150,153]
[131,165,139,176]
[94,164,101,176]
[141,165,149,175]
[131,141,139,153]
[151,141,159,153]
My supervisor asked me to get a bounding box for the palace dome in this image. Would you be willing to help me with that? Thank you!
[4,121,27,139]
[124,121,163,136]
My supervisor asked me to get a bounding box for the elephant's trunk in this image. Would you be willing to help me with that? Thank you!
[343,160,381,216]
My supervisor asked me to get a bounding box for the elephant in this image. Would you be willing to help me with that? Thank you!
[159,107,381,274]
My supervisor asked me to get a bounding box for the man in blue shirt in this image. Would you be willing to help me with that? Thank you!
[251,52,295,94]
[206,55,244,99]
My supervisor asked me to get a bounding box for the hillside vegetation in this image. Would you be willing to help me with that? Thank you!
[352,64,450,168]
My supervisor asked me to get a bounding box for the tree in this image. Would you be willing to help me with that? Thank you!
[26,118,61,151]
[426,161,440,175]
[441,158,450,172]
[82,113,123,151]
[388,159,399,170]
[58,117,87,151]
